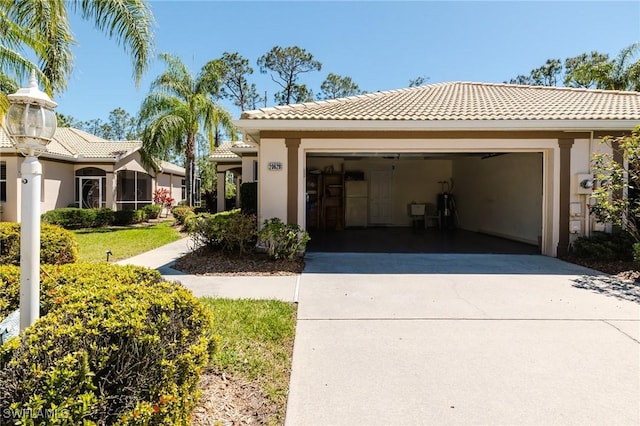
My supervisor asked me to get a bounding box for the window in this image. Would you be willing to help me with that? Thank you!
[0,161,6,203]
[75,167,106,208]
[179,177,201,206]
[253,160,258,181]
[116,170,152,210]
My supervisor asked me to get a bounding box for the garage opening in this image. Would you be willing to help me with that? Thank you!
[305,152,543,254]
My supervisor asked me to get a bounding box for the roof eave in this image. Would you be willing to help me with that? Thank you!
[234,118,640,134]
[209,156,242,163]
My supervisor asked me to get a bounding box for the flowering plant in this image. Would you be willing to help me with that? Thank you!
[153,188,175,210]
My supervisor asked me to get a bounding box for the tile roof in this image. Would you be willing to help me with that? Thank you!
[210,141,240,160]
[1,126,140,159]
[158,160,185,175]
[240,82,640,121]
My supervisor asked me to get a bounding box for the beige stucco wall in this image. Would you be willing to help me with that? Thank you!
[258,139,288,224]
[453,153,543,245]
[156,173,183,206]
[1,156,20,222]
[42,160,75,212]
[242,156,257,183]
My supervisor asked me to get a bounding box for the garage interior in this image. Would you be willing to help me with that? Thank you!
[305,152,543,254]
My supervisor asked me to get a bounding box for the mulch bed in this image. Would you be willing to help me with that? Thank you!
[560,255,640,282]
[191,370,277,426]
[173,247,304,276]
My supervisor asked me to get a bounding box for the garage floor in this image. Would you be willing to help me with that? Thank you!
[307,227,540,254]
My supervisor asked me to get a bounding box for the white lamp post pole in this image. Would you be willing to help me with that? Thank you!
[19,154,42,330]
[4,71,57,331]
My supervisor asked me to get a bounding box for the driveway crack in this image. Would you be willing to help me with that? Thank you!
[602,320,640,344]
[451,283,488,317]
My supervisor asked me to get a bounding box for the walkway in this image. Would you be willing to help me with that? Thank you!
[116,237,297,301]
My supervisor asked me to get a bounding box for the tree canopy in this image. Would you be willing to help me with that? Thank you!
[507,43,640,91]
[318,73,364,100]
[257,46,322,105]
[203,52,264,111]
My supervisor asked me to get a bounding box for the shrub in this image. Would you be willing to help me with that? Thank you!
[571,231,635,261]
[0,263,214,425]
[143,204,162,220]
[0,263,161,320]
[188,209,257,254]
[633,243,640,262]
[93,208,115,227]
[41,207,114,229]
[258,218,310,260]
[172,206,194,226]
[0,222,78,266]
[113,209,146,226]
[240,182,258,216]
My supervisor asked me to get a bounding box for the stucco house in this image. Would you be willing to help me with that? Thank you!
[210,140,258,212]
[0,126,185,222]
[233,82,640,257]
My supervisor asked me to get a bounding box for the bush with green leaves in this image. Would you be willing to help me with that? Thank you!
[142,204,162,220]
[570,231,635,261]
[0,222,78,266]
[172,206,194,226]
[591,125,640,243]
[188,209,257,255]
[0,263,215,425]
[113,209,146,226]
[41,207,115,229]
[258,218,310,260]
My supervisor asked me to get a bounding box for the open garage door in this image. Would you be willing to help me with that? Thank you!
[305,152,543,254]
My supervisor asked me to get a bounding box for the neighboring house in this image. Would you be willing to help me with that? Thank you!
[210,141,258,212]
[0,126,185,222]
[233,81,640,257]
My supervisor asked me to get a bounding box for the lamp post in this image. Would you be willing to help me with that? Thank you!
[4,70,57,331]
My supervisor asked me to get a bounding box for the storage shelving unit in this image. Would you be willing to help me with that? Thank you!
[306,172,321,229]
[321,172,344,229]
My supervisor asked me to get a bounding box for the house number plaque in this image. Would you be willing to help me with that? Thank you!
[268,162,283,171]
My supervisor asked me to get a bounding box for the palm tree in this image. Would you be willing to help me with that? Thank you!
[0,0,154,104]
[604,42,640,91]
[138,53,236,207]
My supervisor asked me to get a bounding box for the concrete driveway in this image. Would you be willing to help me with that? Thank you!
[286,253,640,426]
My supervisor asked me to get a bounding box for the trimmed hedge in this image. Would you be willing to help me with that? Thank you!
[0,222,78,266]
[0,263,215,425]
[41,207,114,229]
[113,209,146,226]
[0,262,161,319]
[571,231,635,261]
[143,204,162,220]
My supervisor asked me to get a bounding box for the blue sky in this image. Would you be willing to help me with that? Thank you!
[54,1,640,122]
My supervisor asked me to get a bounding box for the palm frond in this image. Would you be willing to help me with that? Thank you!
[4,0,73,94]
[71,0,155,86]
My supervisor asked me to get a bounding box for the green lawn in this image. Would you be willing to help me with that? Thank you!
[200,298,297,424]
[72,222,183,262]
